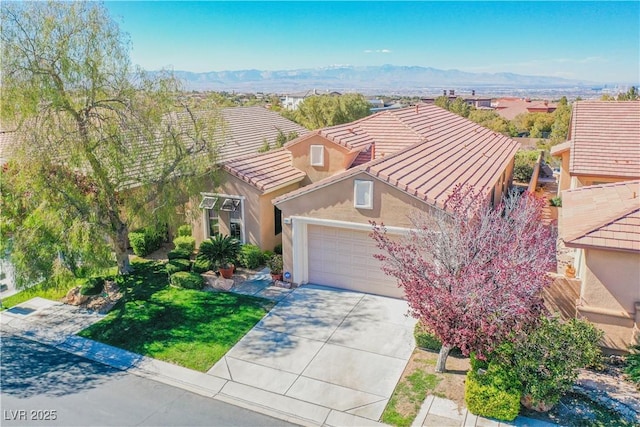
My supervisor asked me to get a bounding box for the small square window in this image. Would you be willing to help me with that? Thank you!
[310,145,324,167]
[220,198,240,212]
[199,196,217,209]
[354,180,373,209]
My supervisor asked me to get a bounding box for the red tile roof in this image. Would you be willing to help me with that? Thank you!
[561,180,640,252]
[566,101,640,179]
[315,110,423,157]
[223,148,305,193]
[175,106,308,162]
[493,98,557,120]
[275,104,520,209]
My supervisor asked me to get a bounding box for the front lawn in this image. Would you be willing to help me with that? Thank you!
[1,279,80,309]
[79,260,273,372]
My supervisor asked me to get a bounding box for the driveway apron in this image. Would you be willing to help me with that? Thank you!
[209,285,417,421]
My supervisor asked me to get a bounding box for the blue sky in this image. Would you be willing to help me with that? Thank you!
[105,1,639,83]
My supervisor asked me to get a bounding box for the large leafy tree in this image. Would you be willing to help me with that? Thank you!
[372,187,556,372]
[1,1,220,284]
[287,93,371,129]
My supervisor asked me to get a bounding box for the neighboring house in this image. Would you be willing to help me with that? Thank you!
[190,106,308,246]
[551,101,640,192]
[197,103,518,297]
[368,99,385,109]
[280,91,313,111]
[551,100,640,351]
[493,97,557,121]
[422,90,492,108]
[280,89,342,111]
[561,181,640,350]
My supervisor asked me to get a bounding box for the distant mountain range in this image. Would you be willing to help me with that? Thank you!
[171,65,596,94]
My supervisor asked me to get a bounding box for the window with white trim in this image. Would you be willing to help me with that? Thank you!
[207,208,220,237]
[199,196,218,210]
[310,145,324,167]
[354,180,373,209]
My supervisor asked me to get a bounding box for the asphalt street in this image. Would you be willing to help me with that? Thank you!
[1,332,298,427]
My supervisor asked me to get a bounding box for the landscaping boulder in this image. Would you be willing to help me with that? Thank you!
[65,286,88,306]
[214,277,234,291]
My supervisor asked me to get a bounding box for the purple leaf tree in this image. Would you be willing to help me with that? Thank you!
[372,186,556,372]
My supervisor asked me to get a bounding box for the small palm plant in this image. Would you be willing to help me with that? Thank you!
[197,234,241,270]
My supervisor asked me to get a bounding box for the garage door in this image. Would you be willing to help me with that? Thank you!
[307,224,404,298]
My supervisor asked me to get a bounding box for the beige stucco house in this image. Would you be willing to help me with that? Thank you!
[551,100,640,351]
[207,103,519,298]
[189,106,308,248]
[551,101,640,192]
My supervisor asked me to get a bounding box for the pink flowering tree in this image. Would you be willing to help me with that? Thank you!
[371,186,556,372]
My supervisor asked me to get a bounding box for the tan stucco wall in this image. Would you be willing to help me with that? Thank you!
[578,248,640,350]
[276,172,438,280]
[288,134,358,185]
[191,172,300,251]
[259,182,301,251]
[558,152,571,193]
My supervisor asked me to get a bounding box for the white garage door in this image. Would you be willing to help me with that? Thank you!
[307,224,404,298]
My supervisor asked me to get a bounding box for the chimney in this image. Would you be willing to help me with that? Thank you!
[472,89,476,96]
[415,104,419,114]
[449,89,455,96]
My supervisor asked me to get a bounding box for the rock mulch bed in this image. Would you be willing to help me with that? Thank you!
[63,280,123,314]
[574,357,640,424]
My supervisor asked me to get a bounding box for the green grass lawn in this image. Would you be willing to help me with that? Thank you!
[1,280,79,309]
[78,260,273,372]
[382,355,441,427]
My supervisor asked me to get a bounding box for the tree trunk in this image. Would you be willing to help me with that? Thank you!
[435,344,451,373]
[114,224,131,275]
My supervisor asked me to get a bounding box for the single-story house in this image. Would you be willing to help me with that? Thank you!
[560,180,639,351]
[202,103,520,297]
[493,97,557,121]
[551,101,640,193]
[189,106,308,247]
[551,101,640,351]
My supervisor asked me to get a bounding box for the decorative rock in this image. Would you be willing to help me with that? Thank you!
[213,277,234,291]
[274,280,291,289]
[521,394,555,413]
[201,272,218,288]
[65,287,89,306]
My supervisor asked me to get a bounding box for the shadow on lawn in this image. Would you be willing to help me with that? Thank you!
[79,260,273,370]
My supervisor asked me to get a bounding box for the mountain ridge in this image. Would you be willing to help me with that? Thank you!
[169,64,597,93]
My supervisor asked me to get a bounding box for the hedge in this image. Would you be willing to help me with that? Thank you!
[177,224,192,237]
[170,271,204,290]
[238,244,264,269]
[80,277,105,296]
[167,248,192,260]
[414,322,462,355]
[129,225,165,257]
[192,258,212,274]
[173,235,195,253]
[464,354,521,421]
[166,258,192,276]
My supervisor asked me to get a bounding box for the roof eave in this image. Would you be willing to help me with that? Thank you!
[262,175,306,195]
[562,240,640,254]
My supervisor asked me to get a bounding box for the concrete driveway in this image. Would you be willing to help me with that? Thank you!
[209,285,417,422]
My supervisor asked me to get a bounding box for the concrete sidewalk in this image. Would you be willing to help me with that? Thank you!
[1,295,556,427]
